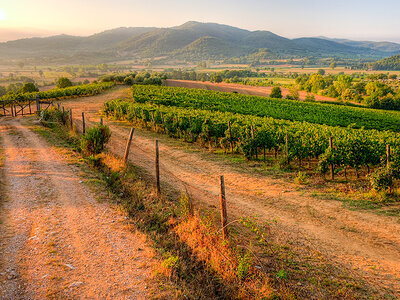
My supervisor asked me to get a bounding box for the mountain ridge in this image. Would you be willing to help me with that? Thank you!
[0,21,399,64]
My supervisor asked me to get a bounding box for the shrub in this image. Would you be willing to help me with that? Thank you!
[56,77,73,89]
[270,87,282,99]
[237,249,253,280]
[80,124,111,155]
[294,171,309,185]
[20,82,39,93]
[41,107,64,126]
[368,167,393,192]
[305,93,315,102]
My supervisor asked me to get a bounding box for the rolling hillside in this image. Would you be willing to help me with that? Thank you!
[0,21,398,64]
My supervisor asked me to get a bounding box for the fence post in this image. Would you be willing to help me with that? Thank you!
[220,175,228,240]
[36,95,40,113]
[57,103,60,110]
[155,140,161,196]
[123,127,135,165]
[70,109,73,128]
[387,144,391,170]
[11,102,14,117]
[62,107,65,125]
[29,100,32,115]
[228,121,233,154]
[329,137,334,180]
[285,134,289,163]
[82,112,86,134]
[100,117,103,125]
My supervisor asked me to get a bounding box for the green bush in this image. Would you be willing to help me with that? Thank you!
[368,167,393,192]
[237,249,253,280]
[41,107,64,126]
[270,86,282,99]
[294,171,309,185]
[80,124,111,155]
[56,77,73,89]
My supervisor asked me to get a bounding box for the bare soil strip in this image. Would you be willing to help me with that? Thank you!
[165,79,343,103]
[61,88,399,296]
[0,116,156,299]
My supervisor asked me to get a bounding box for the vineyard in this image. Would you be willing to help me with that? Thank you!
[0,82,115,102]
[131,85,400,132]
[104,85,400,185]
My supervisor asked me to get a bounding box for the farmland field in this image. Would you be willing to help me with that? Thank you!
[1,83,400,298]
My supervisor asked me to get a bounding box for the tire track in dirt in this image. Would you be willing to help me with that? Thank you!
[0,116,156,299]
[62,88,400,295]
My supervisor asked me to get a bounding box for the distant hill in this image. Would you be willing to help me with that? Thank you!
[0,21,399,64]
[318,37,400,54]
[370,54,400,70]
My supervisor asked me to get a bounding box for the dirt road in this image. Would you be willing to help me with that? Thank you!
[165,79,344,103]
[0,116,156,299]
[62,87,400,296]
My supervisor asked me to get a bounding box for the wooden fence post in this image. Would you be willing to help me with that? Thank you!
[100,117,103,125]
[329,137,334,180]
[70,109,73,128]
[387,144,391,170]
[285,134,289,163]
[82,112,86,134]
[155,140,161,196]
[62,107,65,125]
[57,103,60,110]
[220,175,228,240]
[36,95,40,113]
[123,127,135,165]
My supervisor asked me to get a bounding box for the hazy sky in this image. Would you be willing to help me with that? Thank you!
[1,0,400,42]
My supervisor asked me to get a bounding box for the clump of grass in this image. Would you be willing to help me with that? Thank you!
[294,171,309,185]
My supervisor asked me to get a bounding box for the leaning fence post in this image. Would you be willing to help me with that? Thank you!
[220,175,228,240]
[123,127,135,165]
[82,112,86,134]
[155,140,161,196]
[387,144,391,170]
[329,137,334,180]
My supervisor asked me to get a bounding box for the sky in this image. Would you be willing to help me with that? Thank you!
[0,0,400,42]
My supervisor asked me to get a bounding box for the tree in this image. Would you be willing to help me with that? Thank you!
[56,77,73,89]
[287,85,299,100]
[330,62,337,69]
[317,69,326,76]
[19,82,39,93]
[38,70,44,78]
[334,75,352,96]
[270,86,282,98]
[212,74,223,83]
[307,74,325,93]
[365,81,392,97]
